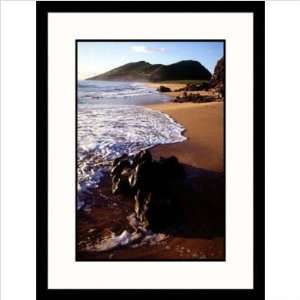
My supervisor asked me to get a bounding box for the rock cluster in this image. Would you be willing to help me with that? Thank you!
[172,56,225,102]
[173,92,216,104]
[209,57,224,99]
[175,82,209,92]
[156,85,171,93]
[110,150,186,231]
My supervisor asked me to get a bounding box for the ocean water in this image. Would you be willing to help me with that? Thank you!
[78,80,170,105]
[77,80,187,210]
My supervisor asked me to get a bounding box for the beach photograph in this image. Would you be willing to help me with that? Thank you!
[76,41,225,260]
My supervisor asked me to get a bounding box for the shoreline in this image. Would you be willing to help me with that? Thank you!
[145,101,224,172]
[77,85,225,260]
[144,82,218,98]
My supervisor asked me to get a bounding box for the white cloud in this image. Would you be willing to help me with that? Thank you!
[131,45,166,53]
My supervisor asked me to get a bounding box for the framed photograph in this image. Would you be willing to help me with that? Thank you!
[37,1,265,298]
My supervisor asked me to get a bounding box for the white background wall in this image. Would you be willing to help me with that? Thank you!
[1,0,300,299]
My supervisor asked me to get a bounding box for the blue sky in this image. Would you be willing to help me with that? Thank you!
[78,41,224,79]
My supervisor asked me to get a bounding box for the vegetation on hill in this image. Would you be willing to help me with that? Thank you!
[87,60,212,82]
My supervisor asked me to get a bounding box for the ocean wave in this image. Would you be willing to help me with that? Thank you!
[78,80,159,100]
[85,214,169,252]
[77,105,186,209]
[85,229,169,252]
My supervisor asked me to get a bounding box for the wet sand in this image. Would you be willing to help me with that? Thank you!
[147,102,224,172]
[77,100,225,261]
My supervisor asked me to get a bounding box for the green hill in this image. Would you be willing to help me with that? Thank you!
[87,60,212,82]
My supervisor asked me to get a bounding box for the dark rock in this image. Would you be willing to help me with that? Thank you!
[183,82,209,92]
[129,160,153,192]
[134,189,148,217]
[112,153,128,168]
[110,150,186,231]
[217,83,225,98]
[159,156,185,180]
[111,174,130,195]
[132,149,152,167]
[111,159,131,178]
[144,193,177,231]
[172,91,218,104]
[199,82,209,90]
[157,85,171,93]
[174,88,185,92]
[209,57,225,99]
[171,57,224,104]
[184,83,199,91]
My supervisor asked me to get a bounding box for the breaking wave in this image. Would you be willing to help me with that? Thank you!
[77,104,186,209]
[78,80,160,100]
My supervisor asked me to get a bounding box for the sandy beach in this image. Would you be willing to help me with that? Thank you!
[147,102,224,172]
[77,98,225,261]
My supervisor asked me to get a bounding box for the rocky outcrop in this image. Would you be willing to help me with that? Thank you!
[173,92,217,104]
[185,82,209,91]
[157,85,171,93]
[172,57,225,103]
[209,57,224,99]
[110,150,186,231]
[174,82,209,93]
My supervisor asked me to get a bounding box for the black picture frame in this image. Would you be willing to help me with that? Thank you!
[37,1,265,299]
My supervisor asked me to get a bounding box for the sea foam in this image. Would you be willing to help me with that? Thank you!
[78,80,159,100]
[77,104,186,209]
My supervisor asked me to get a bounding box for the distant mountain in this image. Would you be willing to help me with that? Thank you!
[87,60,212,82]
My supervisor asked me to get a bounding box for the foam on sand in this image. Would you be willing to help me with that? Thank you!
[77,104,186,209]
